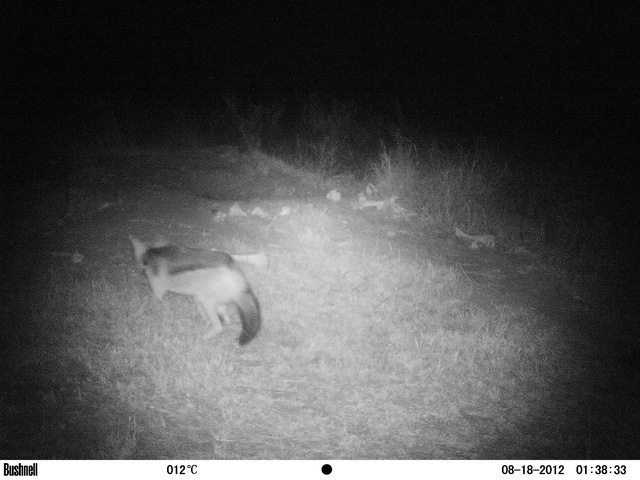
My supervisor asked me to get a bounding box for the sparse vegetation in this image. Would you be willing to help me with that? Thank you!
[2,96,636,459]
[5,225,633,458]
[55,97,620,282]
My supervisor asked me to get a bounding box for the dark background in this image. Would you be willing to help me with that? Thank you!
[4,2,638,179]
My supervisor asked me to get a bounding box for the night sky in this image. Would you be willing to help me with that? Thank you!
[5,2,638,161]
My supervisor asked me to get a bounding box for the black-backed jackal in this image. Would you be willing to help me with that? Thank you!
[129,236,261,345]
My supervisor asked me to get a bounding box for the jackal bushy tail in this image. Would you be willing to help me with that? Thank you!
[235,290,261,345]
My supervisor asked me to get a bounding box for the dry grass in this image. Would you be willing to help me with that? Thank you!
[2,198,627,459]
[1,102,635,459]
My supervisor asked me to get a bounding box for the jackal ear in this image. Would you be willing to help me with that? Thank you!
[129,235,148,265]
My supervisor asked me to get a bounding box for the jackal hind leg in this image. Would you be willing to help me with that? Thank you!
[197,299,224,340]
[215,304,234,325]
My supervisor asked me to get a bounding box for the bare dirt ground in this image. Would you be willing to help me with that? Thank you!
[2,147,638,459]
